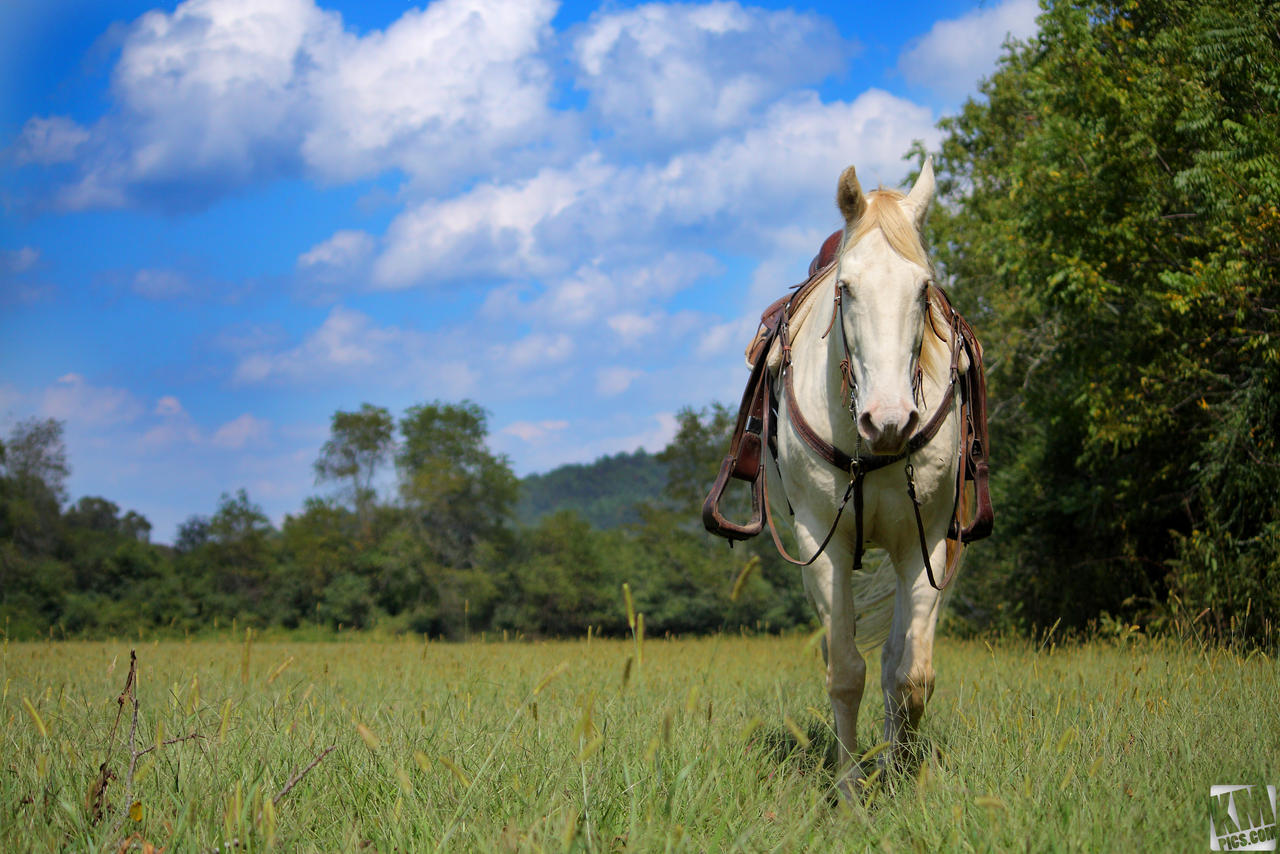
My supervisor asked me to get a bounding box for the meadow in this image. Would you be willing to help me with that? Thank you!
[2,628,1276,852]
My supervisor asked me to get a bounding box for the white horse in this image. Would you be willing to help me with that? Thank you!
[769,158,969,796]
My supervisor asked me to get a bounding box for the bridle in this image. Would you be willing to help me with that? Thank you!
[765,256,966,590]
[701,232,992,591]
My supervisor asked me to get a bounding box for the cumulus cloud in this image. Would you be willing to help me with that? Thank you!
[2,247,41,274]
[299,0,558,186]
[141,404,202,448]
[26,0,559,211]
[369,90,935,290]
[898,0,1040,102]
[298,230,374,273]
[573,2,850,152]
[233,305,426,384]
[500,419,569,442]
[131,269,193,299]
[211,413,272,449]
[154,396,185,416]
[13,116,90,165]
[40,374,143,427]
[372,155,617,288]
[490,332,574,371]
[595,366,643,397]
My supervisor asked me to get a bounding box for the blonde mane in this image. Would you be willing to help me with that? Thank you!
[849,189,955,387]
[849,189,931,270]
[758,187,956,384]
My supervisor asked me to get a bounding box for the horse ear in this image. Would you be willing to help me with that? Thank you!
[905,155,935,227]
[836,165,866,227]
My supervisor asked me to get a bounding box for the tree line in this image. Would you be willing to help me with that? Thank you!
[2,0,1275,646]
[0,405,805,640]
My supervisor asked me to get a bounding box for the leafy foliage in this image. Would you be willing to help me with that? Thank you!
[314,403,394,533]
[929,0,1280,641]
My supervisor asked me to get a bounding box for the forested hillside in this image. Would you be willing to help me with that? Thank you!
[0,405,806,640]
[1,0,1275,646]
[516,450,667,528]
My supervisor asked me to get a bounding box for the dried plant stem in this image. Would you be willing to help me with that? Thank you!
[269,743,338,810]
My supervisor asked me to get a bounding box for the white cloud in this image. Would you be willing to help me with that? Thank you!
[372,155,616,288]
[154,396,185,416]
[233,305,424,384]
[606,313,659,344]
[369,91,935,291]
[500,419,569,442]
[490,332,574,371]
[14,116,90,165]
[298,229,374,272]
[300,0,558,186]
[2,247,41,274]
[27,0,560,211]
[211,413,272,449]
[141,396,202,447]
[40,374,143,427]
[573,2,850,151]
[132,269,193,299]
[898,0,1040,102]
[595,366,642,397]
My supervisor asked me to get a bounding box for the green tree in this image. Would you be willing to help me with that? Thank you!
[0,418,69,555]
[396,400,517,568]
[659,404,735,512]
[315,403,394,533]
[928,0,1280,639]
[203,489,277,616]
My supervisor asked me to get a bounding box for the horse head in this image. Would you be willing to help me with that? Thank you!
[833,158,936,456]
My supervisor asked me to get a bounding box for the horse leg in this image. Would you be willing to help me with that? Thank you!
[801,539,866,800]
[881,537,948,768]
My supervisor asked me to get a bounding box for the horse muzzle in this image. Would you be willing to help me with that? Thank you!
[857,401,919,456]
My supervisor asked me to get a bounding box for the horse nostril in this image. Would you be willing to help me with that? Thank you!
[903,408,920,437]
[857,410,879,443]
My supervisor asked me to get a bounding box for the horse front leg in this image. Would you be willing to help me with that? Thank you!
[801,538,866,800]
[881,535,948,769]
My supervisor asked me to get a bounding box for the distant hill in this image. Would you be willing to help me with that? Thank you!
[517,449,668,528]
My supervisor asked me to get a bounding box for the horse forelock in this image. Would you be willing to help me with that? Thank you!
[847,189,931,271]
[844,189,951,383]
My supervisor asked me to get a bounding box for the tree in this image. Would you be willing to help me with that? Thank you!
[204,489,276,612]
[0,418,69,555]
[658,404,735,512]
[315,403,394,533]
[396,400,517,568]
[927,0,1280,639]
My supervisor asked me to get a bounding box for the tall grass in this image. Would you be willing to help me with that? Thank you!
[2,630,1275,851]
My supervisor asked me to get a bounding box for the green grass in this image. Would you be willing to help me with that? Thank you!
[2,631,1275,852]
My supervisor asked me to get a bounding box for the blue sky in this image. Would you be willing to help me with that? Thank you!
[0,0,1038,542]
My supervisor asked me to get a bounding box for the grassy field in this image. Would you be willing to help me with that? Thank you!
[2,629,1276,852]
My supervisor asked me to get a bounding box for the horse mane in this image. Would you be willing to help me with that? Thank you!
[762,187,956,386]
[849,189,931,270]
[848,189,953,387]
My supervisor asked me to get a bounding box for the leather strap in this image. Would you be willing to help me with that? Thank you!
[703,255,993,591]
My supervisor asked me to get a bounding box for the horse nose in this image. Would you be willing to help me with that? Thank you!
[857,403,920,455]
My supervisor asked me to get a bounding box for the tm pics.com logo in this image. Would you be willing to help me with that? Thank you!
[1211,785,1278,851]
